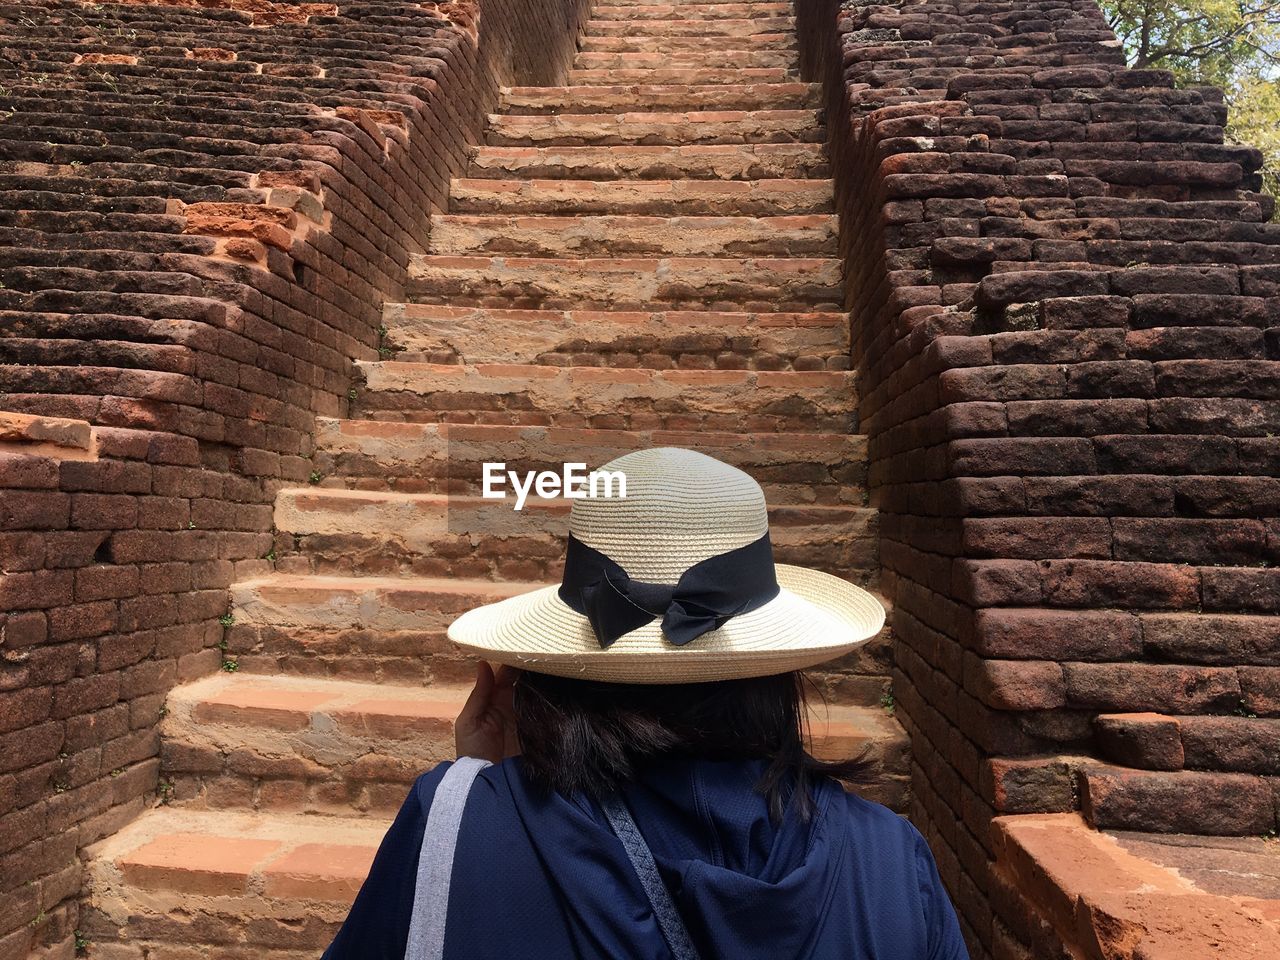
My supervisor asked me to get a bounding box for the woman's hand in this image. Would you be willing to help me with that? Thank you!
[454,661,520,763]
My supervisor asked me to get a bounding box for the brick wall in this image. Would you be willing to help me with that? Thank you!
[0,2,589,956]
[796,0,1280,956]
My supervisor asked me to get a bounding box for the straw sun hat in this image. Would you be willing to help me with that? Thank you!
[447,447,885,683]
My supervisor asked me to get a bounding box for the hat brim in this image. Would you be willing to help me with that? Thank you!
[446,564,885,683]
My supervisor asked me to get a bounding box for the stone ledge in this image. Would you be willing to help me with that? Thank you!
[155,671,902,814]
[84,806,386,920]
[0,411,98,461]
[992,813,1280,959]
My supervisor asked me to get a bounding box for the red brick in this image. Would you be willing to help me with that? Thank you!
[0,688,53,736]
[160,741,225,775]
[1040,560,1200,609]
[981,757,1078,813]
[1024,476,1172,519]
[0,613,47,650]
[261,843,377,901]
[1141,613,1280,665]
[1113,518,1267,565]
[119,834,282,896]
[0,455,59,491]
[1094,713,1184,770]
[948,438,1095,477]
[192,687,334,731]
[0,722,63,775]
[952,560,1043,606]
[100,729,159,772]
[70,495,139,531]
[47,602,118,642]
[961,518,1111,560]
[973,608,1141,661]
[52,674,120,720]
[966,656,1066,710]
[1202,567,1280,613]
[63,706,130,753]
[1081,765,1274,834]
[1063,663,1239,713]
[74,566,140,603]
[0,571,74,612]
[1180,716,1280,774]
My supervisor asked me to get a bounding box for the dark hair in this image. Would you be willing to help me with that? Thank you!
[511,669,878,821]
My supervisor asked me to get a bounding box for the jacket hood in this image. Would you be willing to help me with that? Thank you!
[502,757,850,960]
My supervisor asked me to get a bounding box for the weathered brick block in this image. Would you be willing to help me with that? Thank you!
[0,493,70,531]
[1141,612,1280,665]
[0,612,47,649]
[981,757,1079,813]
[52,674,121,720]
[0,455,60,491]
[1093,713,1184,770]
[1179,716,1280,774]
[1064,662,1239,713]
[973,608,1142,661]
[70,494,139,530]
[1081,765,1274,834]
[966,655,1067,710]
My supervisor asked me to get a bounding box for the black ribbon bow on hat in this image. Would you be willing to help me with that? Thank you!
[557,532,781,648]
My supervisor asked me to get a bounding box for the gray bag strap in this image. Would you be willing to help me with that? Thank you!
[405,757,492,960]
[598,792,703,960]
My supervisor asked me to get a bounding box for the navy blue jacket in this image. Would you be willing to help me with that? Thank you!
[323,756,969,960]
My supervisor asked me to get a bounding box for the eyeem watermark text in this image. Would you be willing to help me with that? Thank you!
[482,462,627,511]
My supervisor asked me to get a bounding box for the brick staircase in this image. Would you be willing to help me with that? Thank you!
[79,2,906,955]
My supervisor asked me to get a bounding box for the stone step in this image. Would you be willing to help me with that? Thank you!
[485,109,821,147]
[82,806,384,957]
[159,673,465,816]
[1080,763,1276,835]
[1094,712,1280,775]
[451,175,833,215]
[578,33,797,53]
[584,16,794,37]
[586,16,793,37]
[273,489,877,580]
[591,3,794,20]
[406,254,844,312]
[309,419,869,502]
[500,82,820,115]
[379,302,848,369]
[427,213,838,257]
[994,814,1280,960]
[350,360,856,432]
[84,699,906,955]
[465,144,828,181]
[226,574,529,683]
[591,0,787,5]
[573,50,797,71]
[157,672,904,816]
[569,66,795,85]
[225,573,894,703]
